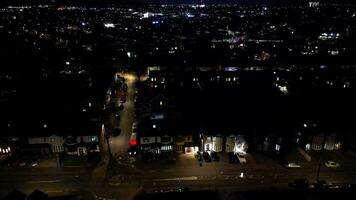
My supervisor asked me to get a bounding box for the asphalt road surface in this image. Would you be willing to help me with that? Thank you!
[1,158,356,199]
[109,73,137,159]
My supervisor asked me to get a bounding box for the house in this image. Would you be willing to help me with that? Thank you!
[138,119,174,154]
[0,141,12,160]
[311,134,325,151]
[26,121,102,156]
[225,135,236,153]
[203,134,223,152]
[175,134,198,154]
[140,135,161,154]
[225,134,248,154]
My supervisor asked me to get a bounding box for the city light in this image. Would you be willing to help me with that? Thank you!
[1,3,356,197]
[104,23,115,28]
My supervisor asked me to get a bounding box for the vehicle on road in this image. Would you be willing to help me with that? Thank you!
[115,113,120,119]
[18,160,27,167]
[203,151,211,162]
[286,162,301,168]
[128,149,137,156]
[325,160,340,168]
[118,104,124,111]
[132,121,137,129]
[237,153,246,164]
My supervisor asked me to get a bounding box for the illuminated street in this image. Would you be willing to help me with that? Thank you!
[109,73,137,159]
[1,151,356,199]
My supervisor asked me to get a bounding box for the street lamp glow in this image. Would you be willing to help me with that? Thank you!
[153,124,156,129]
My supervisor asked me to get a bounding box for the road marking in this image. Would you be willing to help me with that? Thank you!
[27,180,61,183]
[154,176,198,181]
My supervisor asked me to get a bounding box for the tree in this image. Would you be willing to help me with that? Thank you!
[104,126,121,158]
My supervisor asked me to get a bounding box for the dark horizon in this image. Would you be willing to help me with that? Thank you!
[0,0,356,7]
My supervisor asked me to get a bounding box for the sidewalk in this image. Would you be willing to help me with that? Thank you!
[91,156,110,182]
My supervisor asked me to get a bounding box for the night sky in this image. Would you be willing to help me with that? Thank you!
[0,0,355,6]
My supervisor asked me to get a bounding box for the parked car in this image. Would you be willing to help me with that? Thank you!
[312,180,329,189]
[132,121,137,129]
[286,162,301,168]
[228,152,237,164]
[237,153,246,164]
[210,151,220,162]
[142,152,156,163]
[115,113,120,119]
[29,160,39,167]
[18,160,27,167]
[290,178,310,189]
[203,152,211,162]
[325,161,340,168]
[132,128,137,135]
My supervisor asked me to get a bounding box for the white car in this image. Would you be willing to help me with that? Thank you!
[132,121,137,129]
[237,154,246,164]
[286,162,301,168]
[325,161,340,168]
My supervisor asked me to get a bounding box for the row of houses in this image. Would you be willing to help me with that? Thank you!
[26,133,101,156]
[0,122,103,160]
[138,128,249,155]
[297,133,342,151]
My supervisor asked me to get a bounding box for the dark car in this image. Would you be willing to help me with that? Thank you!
[115,113,120,119]
[118,104,124,111]
[228,152,237,164]
[210,151,220,162]
[290,178,310,189]
[195,152,203,162]
[142,152,155,163]
[203,152,211,162]
[312,180,328,189]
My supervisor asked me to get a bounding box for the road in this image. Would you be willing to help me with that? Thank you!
[1,152,356,199]
[109,73,137,159]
